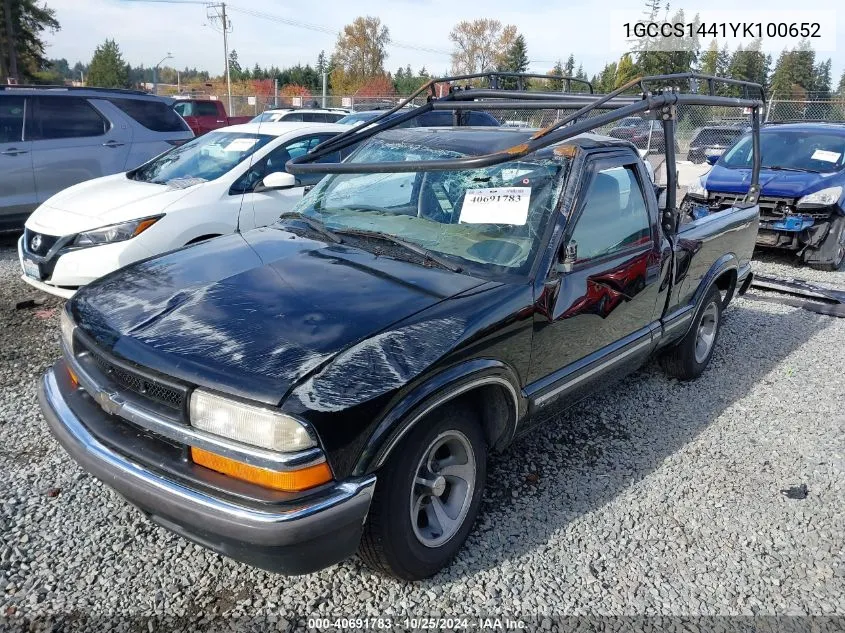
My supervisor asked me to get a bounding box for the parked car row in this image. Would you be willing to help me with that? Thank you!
[19,122,352,297]
[1,86,193,230]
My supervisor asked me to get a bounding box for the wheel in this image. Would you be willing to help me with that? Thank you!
[661,285,723,381]
[808,217,845,271]
[359,402,487,580]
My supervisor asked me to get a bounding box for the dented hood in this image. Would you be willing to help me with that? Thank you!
[70,226,487,405]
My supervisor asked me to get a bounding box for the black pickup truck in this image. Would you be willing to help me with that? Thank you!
[39,73,763,580]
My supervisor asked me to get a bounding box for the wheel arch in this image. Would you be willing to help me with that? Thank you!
[352,359,525,477]
[694,253,739,311]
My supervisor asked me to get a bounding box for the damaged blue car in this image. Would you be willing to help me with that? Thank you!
[682,122,845,270]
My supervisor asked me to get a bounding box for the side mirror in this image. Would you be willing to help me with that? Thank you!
[705,153,720,166]
[555,240,578,274]
[257,171,297,191]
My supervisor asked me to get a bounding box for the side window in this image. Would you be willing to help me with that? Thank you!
[0,96,25,143]
[108,98,191,132]
[32,97,107,140]
[325,113,344,122]
[230,135,328,194]
[568,164,651,262]
[194,101,219,117]
[281,112,304,122]
[302,112,326,122]
[173,102,192,117]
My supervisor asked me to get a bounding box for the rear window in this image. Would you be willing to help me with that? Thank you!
[108,98,190,133]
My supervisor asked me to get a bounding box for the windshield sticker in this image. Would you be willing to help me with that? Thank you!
[223,138,259,152]
[460,187,531,225]
[811,149,842,163]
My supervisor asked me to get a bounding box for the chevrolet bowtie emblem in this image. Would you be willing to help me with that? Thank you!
[30,234,42,251]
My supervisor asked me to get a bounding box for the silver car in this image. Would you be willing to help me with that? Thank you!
[0,87,194,231]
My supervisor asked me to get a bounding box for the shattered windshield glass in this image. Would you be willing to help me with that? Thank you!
[288,139,569,276]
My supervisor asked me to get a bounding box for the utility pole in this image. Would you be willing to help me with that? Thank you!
[207,2,233,115]
[322,72,327,108]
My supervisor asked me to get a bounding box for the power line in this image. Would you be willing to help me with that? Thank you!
[220,5,452,57]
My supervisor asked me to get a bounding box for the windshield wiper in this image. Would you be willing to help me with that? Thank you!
[764,165,807,172]
[335,229,463,273]
[278,212,343,244]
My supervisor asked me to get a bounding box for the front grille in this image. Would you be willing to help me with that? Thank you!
[707,193,832,221]
[80,340,187,412]
[23,228,60,257]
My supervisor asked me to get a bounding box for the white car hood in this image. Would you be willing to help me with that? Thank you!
[26,173,200,236]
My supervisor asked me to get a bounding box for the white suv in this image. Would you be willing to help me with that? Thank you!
[251,108,348,124]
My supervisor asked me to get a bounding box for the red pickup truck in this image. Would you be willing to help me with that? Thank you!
[171,99,253,136]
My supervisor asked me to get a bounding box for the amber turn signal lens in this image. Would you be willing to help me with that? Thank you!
[132,217,160,236]
[66,364,79,388]
[190,447,332,492]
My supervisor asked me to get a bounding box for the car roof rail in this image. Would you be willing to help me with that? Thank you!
[0,84,153,96]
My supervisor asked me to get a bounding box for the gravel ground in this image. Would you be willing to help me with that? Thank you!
[1,235,843,631]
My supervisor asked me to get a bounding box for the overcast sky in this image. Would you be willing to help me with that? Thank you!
[43,0,842,82]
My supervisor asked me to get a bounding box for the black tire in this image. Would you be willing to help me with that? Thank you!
[359,401,487,580]
[661,285,723,381]
[808,217,845,272]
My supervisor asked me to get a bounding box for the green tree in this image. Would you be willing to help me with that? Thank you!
[498,34,528,88]
[837,68,845,96]
[0,0,60,82]
[87,39,129,88]
[227,49,241,81]
[615,53,638,90]
[547,59,564,91]
[316,50,327,75]
[593,61,618,93]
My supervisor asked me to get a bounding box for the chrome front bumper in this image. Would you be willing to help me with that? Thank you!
[39,364,376,574]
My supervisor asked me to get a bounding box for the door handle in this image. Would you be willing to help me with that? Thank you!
[102,140,125,148]
[1,148,27,156]
[216,120,225,123]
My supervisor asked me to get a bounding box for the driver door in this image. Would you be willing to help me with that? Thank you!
[234,133,339,231]
[527,155,665,415]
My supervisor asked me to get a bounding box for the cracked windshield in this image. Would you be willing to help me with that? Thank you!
[289,140,568,274]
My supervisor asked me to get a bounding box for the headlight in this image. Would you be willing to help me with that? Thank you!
[74,215,162,247]
[59,306,76,350]
[189,389,317,452]
[797,186,842,208]
[687,179,708,198]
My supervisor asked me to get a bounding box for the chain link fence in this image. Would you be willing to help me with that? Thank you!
[765,96,845,123]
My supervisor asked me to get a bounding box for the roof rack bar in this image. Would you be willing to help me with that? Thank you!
[428,99,637,111]
[447,89,640,104]
[288,91,762,176]
[294,72,763,173]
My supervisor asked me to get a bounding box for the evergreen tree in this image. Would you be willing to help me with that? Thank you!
[0,0,60,82]
[615,53,638,90]
[316,50,327,75]
[87,39,129,88]
[227,49,241,80]
[547,59,564,91]
[499,34,528,88]
[837,68,845,96]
